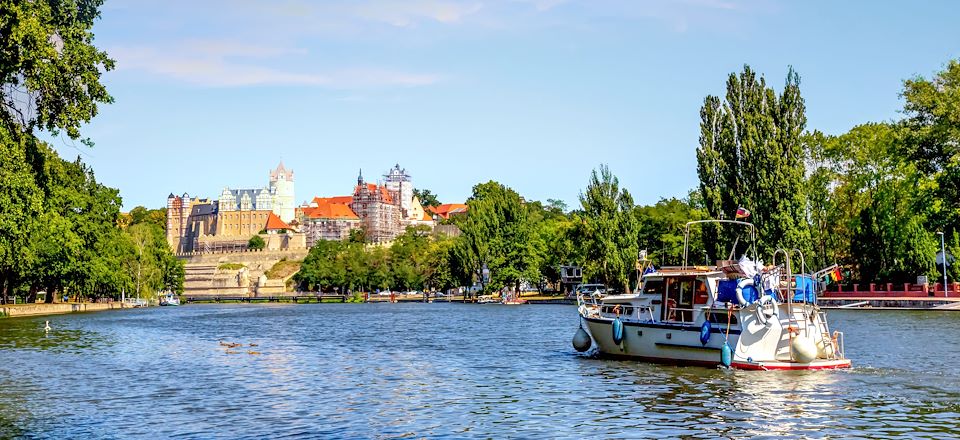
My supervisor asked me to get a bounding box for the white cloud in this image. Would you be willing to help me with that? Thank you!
[354,0,484,27]
[109,41,442,88]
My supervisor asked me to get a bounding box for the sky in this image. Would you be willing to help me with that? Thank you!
[59,0,960,210]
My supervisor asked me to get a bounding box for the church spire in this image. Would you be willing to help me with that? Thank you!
[357,169,364,186]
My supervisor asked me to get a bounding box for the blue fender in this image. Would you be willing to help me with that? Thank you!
[721,343,732,367]
[700,320,711,346]
[612,318,624,345]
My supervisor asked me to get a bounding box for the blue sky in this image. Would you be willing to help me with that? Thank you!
[61,0,960,210]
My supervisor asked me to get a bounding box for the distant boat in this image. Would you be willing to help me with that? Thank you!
[123,298,148,308]
[159,292,181,306]
[501,290,527,305]
[477,295,497,304]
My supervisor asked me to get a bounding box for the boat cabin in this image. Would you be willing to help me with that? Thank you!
[590,267,733,327]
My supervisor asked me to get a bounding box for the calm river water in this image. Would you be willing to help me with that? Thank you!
[1,303,959,439]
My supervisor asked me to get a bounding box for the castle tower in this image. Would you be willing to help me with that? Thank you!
[269,161,295,223]
[384,164,412,218]
[166,193,193,253]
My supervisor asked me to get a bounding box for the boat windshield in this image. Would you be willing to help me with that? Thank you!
[662,277,708,323]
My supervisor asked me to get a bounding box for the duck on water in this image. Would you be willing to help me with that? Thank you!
[572,219,851,371]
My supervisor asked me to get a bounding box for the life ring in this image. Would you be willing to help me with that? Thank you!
[754,294,779,326]
[735,278,755,306]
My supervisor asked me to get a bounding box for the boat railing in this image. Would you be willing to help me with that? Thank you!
[664,306,696,322]
[835,331,846,359]
[576,290,602,318]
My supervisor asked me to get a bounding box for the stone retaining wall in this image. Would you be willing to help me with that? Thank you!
[0,302,125,318]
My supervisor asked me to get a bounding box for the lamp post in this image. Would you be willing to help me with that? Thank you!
[937,231,948,297]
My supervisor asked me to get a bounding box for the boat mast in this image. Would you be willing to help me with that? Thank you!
[682,220,757,267]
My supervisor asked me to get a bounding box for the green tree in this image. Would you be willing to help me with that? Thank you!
[636,196,705,266]
[390,226,432,290]
[248,235,265,251]
[0,0,115,303]
[696,65,811,261]
[413,188,441,208]
[425,237,457,292]
[451,181,539,294]
[0,128,44,303]
[574,165,640,292]
[810,123,936,282]
[901,60,960,236]
[527,200,575,293]
[0,0,114,141]
[296,239,347,292]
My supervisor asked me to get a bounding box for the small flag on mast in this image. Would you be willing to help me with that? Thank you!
[829,267,843,282]
[735,207,751,219]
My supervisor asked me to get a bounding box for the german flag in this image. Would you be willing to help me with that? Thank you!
[735,207,751,219]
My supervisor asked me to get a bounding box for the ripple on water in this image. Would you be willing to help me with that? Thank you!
[1,305,960,438]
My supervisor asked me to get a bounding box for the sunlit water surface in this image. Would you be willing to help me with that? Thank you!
[1,304,959,439]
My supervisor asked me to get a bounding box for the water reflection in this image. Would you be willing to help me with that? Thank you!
[0,305,958,438]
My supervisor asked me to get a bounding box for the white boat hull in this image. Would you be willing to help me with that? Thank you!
[585,317,735,367]
[583,304,851,370]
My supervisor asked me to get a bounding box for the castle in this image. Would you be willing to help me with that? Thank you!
[166,163,440,254]
[299,165,434,246]
[166,162,302,253]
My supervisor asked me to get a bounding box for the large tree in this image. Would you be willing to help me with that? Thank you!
[696,66,811,261]
[574,165,639,292]
[0,0,115,302]
[451,181,539,294]
[0,0,114,140]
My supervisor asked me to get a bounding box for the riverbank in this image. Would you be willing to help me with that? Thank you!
[0,302,127,318]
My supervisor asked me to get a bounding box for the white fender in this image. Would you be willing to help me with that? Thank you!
[735,278,755,306]
[754,294,779,326]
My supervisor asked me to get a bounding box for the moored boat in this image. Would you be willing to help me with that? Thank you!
[501,289,527,305]
[159,292,181,306]
[573,220,851,370]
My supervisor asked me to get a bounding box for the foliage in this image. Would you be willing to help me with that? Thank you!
[573,165,640,292]
[696,65,811,261]
[265,259,301,279]
[218,263,246,271]
[0,0,114,142]
[122,206,166,230]
[413,188,441,208]
[528,200,575,292]
[248,235,265,250]
[0,126,44,302]
[295,226,455,293]
[636,196,705,266]
[450,181,540,294]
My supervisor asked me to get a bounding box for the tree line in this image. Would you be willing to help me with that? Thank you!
[698,60,960,284]
[0,1,183,304]
[295,175,705,295]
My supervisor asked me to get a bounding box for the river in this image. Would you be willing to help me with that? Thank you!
[0,303,958,439]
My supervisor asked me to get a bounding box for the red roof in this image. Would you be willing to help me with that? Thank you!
[313,196,353,205]
[427,203,468,219]
[265,212,291,230]
[303,199,359,220]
